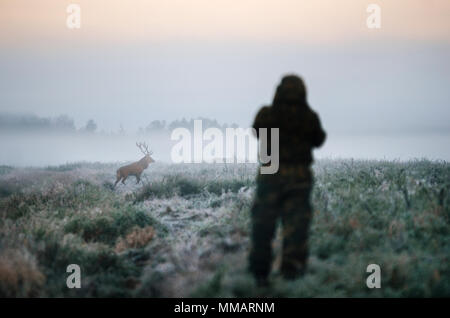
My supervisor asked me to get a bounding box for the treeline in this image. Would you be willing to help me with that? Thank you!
[0,113,238,135]
[137,117,239,135]
[0,113,98,133]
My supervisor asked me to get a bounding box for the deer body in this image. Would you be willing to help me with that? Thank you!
[114,143,155,188]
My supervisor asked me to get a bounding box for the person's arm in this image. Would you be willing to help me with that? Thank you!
[252,106,272,139]
[311,111,326,147]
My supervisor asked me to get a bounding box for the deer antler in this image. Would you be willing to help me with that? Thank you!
[136,142,153,155]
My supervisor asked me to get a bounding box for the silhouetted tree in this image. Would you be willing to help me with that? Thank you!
[84,119,97,133]
[145,120,166,133]
[52,115,75,131]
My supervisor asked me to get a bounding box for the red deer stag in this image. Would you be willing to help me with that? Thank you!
[114,142,155,188]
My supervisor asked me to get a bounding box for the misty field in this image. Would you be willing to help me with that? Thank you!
[0,159,448,297]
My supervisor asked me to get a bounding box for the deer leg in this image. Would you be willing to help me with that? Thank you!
[114,177,121,188]
[122,176,128,185]
[136,174,141,184]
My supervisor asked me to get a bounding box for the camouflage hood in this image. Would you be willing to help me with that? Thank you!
[272,75,307,107]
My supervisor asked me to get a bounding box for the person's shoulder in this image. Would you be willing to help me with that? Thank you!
[257,105,272,116]
[253,105,273,128]
[255,105,272,121]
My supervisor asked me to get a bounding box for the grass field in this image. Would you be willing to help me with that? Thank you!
[0,159,448,297]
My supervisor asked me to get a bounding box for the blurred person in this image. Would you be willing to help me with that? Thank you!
[249,74,326,286]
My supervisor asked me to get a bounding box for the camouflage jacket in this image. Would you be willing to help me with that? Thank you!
[253,102,326,166]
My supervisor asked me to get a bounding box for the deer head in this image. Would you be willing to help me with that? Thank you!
[136,142,155,165]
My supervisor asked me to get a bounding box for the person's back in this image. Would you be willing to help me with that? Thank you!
[253,75,326,165]
[249,74,326,285]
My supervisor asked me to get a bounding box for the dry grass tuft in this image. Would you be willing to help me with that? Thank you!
[0,249,46,297]
[115,226,155,252]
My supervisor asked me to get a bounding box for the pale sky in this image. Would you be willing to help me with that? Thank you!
[0,0,449,134]
[2,0,450,45]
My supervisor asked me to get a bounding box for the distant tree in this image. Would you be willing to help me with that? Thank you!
[84,119,97,133]
[145,120,166,133]
[201,117,220,129]
[168,118,191,131]
[166,117,240,133]
[52,115,75,131]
